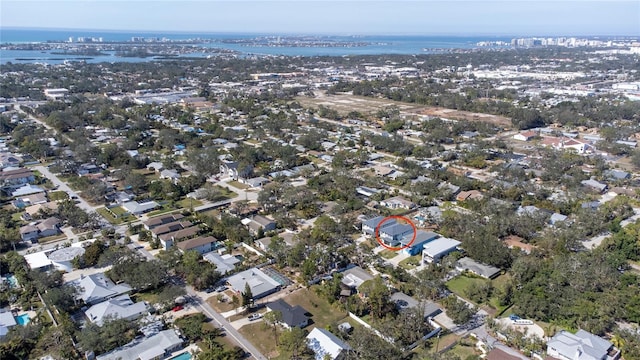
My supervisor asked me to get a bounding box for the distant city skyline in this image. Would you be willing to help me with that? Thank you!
[1,1,639,36]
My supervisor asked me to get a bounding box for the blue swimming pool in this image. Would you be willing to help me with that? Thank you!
[5,275,18,288]
[15,314,30,326]
[170,352,192,360]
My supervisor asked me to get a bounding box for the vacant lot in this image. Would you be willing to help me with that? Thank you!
[296,93,512,127]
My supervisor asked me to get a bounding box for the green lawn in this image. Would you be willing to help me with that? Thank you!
[399,255,422,270]
[176,198,203,210]
[227,180,249,190]
[96,207,135,225]
[38,234,66,244]
[379,249,399,259]
[446,275,488,299]
[48,191,68,201]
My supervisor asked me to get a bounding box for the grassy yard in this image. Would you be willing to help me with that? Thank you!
[379,249,398,259]
[176,198,203,210]
[448,341,481,359]
[282,287,348,329]
[238,322,280,359]
[207,292,238,313]
[96,207,136,225]
[398,255,422,270]
[447,274,511,313]
[48,191,69,201]
[227,180,249,190]
[215,185,236,198]
[446,275,488,299]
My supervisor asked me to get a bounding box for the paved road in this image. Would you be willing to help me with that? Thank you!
[33,165,97,214]
[185,286,267,360]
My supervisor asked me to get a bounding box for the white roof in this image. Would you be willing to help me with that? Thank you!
[227,268,280,298]
[0,311,16,328]
[84,294,147,326]
[71,273,132,305]
[96,329,182,360]
[422,237,461,257]
[306,327,351,360]
[24,251,53,270]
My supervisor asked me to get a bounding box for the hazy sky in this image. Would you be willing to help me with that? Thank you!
[1,0,639,36]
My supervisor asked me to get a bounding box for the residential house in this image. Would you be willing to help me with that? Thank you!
[121,200,160,215]
[546,329,620,360]
[175,236,218,254]
[550,213,568,225]
[71,273,132,305]
[203,252,240,274]
[19,225,39,244]
[0,168,35,190]
[0,311,17,339]
[456,257,501,279]
[361,216,396,236]
[243,215,276,235]
[226,268,281,299]
[266,299,309,329]
[243,176,269,188]
[604,169,630,181]
[356,186,381,198]
[220,160,239,179]
[379,223,413,247]
[306,327,352,360]
[23,202,59,220]
[150,220,193,239]
[96,329,183,360]
[158,226,200,250]
[581,179,608,193]
[380,196,416,210]
[143,213,185,231]
[399,230,439,256]
[421,237,461,264]
[485,348,524,360]
[36,217,61,238]
[513,131,538,141]
[12,192,47,209]
[341,266,374,291]
[0,153,22,169]
[11,184,45,198]
[77,163,100,176]
[146,162,164,172]
[84,294,148,326]
[160,169,181,184]
[390,292,443,318]
[456,190,484,202]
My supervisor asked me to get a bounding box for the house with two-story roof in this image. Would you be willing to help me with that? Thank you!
[379,223,413,247]
[546,329,620,360]
[422,237,461,264]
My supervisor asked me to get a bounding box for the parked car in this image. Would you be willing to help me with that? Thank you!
[248,313,262,321]
[215,286,227,292]
[172,305,183,312]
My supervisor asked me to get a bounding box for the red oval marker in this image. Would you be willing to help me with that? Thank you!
[375,215,417,251]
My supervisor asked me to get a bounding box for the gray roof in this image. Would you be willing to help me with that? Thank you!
[72,273,132,305]
[400,230,438,248]
[226,268,280,299]
[84,294,147,326]
[390,292,442,318]
[547,330,612,360]
[362,216,396,230]
[456,257,501,279]
[341,266,374,289]
[605,169,630,180]
[380,223,413,236]
[144,213,184,229]
[122,201,159,214]
[0,311,16,328]
[267,299,309,327]
[203,252,240,274]
[581,179,607,192]
[96,329,183,360]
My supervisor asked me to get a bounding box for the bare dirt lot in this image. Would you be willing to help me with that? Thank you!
[296,92,512,128]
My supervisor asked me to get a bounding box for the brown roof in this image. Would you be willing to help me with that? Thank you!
[144,213,184,229]
[159,226,200,242]
[486,348,523,360]
[503,235,536,253]
[151,220,192,236]
[175,236,218,251]
[0,168,33,181]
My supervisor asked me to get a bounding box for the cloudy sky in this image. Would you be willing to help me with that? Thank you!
[2,0,639,36]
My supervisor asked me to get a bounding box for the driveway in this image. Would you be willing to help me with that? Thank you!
[33,165,98,215]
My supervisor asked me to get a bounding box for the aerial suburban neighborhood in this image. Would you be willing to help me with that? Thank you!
[0,15,640,360]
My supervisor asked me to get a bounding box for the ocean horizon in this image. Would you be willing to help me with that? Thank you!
[1,28,633,65]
